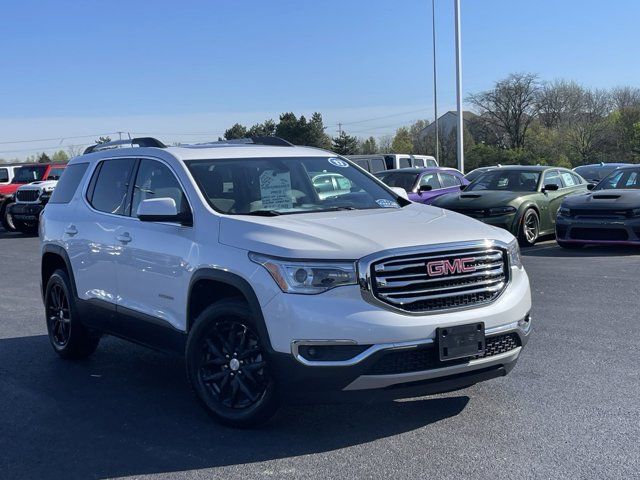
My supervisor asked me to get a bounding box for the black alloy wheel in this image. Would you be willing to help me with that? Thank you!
[47,283,71,347]
[186,299,279,427]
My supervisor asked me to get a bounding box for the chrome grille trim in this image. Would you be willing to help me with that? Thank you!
[358,240,511,315]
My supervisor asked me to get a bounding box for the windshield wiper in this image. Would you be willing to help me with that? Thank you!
[312,206,359,212]
[242,210,283,216]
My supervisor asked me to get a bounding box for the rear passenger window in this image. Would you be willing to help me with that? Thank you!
[440,173,461,188]
[560,172,576,187]
[0,168,8,183]
[49,163,89,204]
[370,159,385,173]
[414,159,425,167]
[427,159,438,167]
[89,158,136,215]
[399,158,411,168]
[130,160,189,218]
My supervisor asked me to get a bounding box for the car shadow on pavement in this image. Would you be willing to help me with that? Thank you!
[0,229,37,239]
[0,334,469,480]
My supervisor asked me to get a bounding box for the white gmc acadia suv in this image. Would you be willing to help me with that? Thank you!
[40,136,532,427]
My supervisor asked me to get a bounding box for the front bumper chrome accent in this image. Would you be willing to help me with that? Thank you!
[343,347,521,391]
[291,318,530,367]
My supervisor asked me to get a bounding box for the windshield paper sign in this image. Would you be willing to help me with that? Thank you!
[376,199,400,208]
[260,170,293,210]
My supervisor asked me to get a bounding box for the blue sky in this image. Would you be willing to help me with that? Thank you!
[1,0,639,158]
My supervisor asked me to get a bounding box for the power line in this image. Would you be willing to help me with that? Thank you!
[335,107,431,127]
[0,132,117,146]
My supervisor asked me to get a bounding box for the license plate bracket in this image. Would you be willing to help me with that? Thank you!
[437,323,485,362]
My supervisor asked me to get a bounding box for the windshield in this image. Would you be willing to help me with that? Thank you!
[11,165,47,183]
[374,171,419,191]
[595,168,640,190]
[467,170,540,192]
[186,156,403,215]
[574,165,621,182]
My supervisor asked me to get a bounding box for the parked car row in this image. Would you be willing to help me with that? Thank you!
[346,153,437,173]
[373,161,640,248]
[0,162,66,232]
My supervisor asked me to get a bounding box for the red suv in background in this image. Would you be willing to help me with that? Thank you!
[0,163,66,231]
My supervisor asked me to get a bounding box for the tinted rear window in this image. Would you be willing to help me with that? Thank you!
[0,168,8,183]
[49,163,89,204]
[89,158,136,215]
[370,159,385,173]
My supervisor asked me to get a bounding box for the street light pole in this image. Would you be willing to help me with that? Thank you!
[454,0,464,173]
[432,0,439,163]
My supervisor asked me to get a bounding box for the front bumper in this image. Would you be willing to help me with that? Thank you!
[8,203,44,223]
[259,263,531,401]
[556,215,640,245]
[268,318,529,403]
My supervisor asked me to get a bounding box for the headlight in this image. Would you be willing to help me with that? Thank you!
[507,239,522,269]
[249,252,357,294]
[557,206,570,217]
[487,206,517,216]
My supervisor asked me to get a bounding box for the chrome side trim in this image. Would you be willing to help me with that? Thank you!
[343,347,522,391]
[357,239,512,316]
[291,320,526,367]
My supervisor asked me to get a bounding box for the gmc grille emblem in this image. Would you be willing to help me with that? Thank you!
[427,257,476,276]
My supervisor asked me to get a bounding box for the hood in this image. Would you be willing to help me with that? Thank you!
[17,180,58,191]
[0,184,19,195]
[432,190,531,209]
[562,189,640,210]
[219,203,514,259]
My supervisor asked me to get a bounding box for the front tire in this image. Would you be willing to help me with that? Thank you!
[518,208,540,247]
[13,219,38,235]
[186,299,279,428]
[45,269,100,359]
[1,201,16,232]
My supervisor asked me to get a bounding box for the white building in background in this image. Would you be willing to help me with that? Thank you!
[418,110,477,143]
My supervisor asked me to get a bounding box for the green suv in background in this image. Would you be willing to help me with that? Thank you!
[431,166,588,246]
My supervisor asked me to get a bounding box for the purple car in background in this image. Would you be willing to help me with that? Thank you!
[375,167,469,204]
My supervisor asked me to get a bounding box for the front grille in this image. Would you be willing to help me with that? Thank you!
[369,246,508,313]
[366,333,521,375]
[570,227,628,241]
[633,227,640,239]
[571,208,631,219]
[16,190,39,202]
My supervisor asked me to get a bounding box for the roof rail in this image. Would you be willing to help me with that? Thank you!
[187,136,294,148]
[83,137,166,154]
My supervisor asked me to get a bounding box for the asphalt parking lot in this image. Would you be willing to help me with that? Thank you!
[1,230,639,480]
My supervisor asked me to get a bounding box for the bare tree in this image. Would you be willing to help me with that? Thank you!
[537,80,584,128]
[565,88,614,163]
[467,73,541,149]
[378,135,393,153]
[611,86,640,111]
[66,144,84,158]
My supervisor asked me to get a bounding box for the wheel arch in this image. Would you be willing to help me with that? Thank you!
[514,202,540,233]
[41,244,77,302]
[187,268,273,352]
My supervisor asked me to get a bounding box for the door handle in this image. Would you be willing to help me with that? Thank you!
[116,232,132,244]
[64,225,78,237]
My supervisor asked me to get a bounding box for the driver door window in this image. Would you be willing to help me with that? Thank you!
[130,159,189,218]
[420,174,441,190]
[544,170,564,189]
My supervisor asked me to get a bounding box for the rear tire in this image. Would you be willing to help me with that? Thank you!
[1,201,16,232]
[186,299,279,428]
[518,208,540,247]
[45,269,100,359]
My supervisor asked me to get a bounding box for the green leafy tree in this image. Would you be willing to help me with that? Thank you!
[359,136,377,154]
[37,152,51,163]
[391,127,413,153]
[51,150,69,163]
[95,136,111,144]
[331,131,359,155]
[409,120,430,154]
[224,123,248,140]
[305,112,331,149]
[247,119,276,137]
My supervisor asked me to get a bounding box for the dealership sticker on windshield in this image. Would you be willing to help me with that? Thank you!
[328,158,349,168]
[376,199,400,208]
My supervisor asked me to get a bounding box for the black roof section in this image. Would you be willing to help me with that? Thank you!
[84,137,166,154]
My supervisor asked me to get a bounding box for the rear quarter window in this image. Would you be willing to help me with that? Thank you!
[49,163,89,204]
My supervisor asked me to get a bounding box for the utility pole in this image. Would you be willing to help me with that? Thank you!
[337,122,343,135]
[454,0,464,173]
[432,0,439,163]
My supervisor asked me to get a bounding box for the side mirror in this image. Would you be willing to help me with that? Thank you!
[137,198,192,226]
[542,184,559,192]
[419,184,433,192]
[390,187,409,200]
[587,183,596,191]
